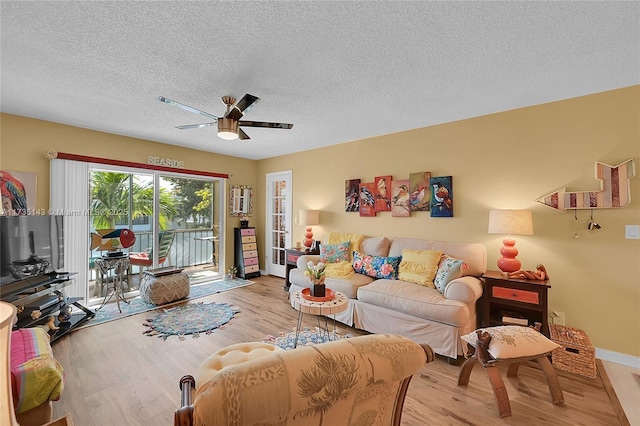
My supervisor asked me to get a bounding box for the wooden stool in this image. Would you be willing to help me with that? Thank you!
[457,329,564,418]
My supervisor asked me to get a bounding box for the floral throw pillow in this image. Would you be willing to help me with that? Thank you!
[320,241,351,264]
[434,255,468,293]
[352,251,402,280]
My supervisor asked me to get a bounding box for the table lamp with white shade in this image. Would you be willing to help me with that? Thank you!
[488,210,534,274]
[299,210,320,250]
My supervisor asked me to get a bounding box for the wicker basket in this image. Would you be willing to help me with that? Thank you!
[549,324,596,379]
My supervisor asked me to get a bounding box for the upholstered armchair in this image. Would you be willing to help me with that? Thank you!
[174,334,434,426]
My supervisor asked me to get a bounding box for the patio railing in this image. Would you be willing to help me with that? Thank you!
[128,228,218,269]
[89,228,219,300]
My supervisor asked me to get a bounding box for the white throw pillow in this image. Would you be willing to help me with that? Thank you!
[461,326,560,360]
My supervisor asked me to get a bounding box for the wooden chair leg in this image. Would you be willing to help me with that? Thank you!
[485,365,512,418]
[506,361,521,377]
[457,356,478,386]
[537,355,564,405]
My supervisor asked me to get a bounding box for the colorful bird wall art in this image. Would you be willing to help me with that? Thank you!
[346,171,454,218]
[430,176,453,217]
[391,179,411,217]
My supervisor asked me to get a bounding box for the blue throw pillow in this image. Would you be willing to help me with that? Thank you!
[352,251,402,279]
[320,241,351,263]
[434,255,467,293]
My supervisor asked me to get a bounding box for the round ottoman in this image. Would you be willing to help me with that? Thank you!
[139,271,190,305]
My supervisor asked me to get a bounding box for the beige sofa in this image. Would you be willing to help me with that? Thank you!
[288,236,487,360]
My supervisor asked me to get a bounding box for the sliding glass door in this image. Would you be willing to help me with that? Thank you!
[88,167,223,304]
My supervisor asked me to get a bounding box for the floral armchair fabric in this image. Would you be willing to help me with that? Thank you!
[175,334,434,426]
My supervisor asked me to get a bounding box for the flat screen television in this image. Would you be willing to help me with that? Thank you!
[0,215,64,287]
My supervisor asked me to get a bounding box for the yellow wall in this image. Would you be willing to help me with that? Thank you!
[258,86,640,357]
[2,86,639,356]
[0,113,259,271]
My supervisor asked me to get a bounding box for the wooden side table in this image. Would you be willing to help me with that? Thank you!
[291,290,348,348]
[480,270,551,337]
[284,247,318,291]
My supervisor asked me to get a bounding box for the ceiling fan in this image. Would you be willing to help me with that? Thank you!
[158,93,293,140]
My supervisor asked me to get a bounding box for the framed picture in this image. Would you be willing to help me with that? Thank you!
[1,170,36,216]
[409,171,431,211]
[391,179,411,217]
[359,182,376,217]
[430,176,453,217]
[345,178,361,212]
[374,175,392,212]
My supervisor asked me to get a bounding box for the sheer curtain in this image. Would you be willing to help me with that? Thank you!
[50,159,89,300]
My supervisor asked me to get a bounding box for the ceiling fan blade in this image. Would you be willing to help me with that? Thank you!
[238,128,251,140]
[235,94,260,114]
[158,96,218,121]
[175,123,216,130]
[239,120,294,129]
[225,94,259,120]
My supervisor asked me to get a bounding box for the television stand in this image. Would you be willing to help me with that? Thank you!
[1,272,95,343]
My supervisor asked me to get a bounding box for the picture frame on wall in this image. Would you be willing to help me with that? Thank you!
[430,176,453,217]
[359,182,376,217]
[229,185,253,217]
[374,175,392,212]
[0,170,36,216]
[391,179,410,217]
[345,178,361,212]
[409,171,431,211]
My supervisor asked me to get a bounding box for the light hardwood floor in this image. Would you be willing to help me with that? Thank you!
[50,275,628,425]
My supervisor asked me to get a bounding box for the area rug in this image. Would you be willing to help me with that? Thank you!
[77,278,253,329]
[143,301,238,341]
[263,327,353,350]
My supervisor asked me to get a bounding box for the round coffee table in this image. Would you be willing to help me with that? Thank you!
[291,290,348,348]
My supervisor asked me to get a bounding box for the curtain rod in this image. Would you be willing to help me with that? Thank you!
[48,151,229,179]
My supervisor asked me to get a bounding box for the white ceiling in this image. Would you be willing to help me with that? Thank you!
[1,1,638,161]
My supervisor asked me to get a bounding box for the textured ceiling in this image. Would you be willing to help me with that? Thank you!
[1,1,638,160]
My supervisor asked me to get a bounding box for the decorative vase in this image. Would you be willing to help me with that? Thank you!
[310,276,326,297]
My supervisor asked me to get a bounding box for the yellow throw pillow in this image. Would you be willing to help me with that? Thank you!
[398,249,443,287]
[324,261,355,279]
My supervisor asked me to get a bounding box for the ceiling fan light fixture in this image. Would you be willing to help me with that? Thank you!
[217,118,239,140]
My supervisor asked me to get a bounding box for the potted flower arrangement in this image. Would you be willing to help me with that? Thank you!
[227,266,237,280]
[304,261,326,297]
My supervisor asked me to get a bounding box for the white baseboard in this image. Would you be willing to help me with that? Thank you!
[596,347,640,369]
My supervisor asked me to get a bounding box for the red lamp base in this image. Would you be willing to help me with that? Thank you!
[497,237,521,273]
[303,226,314,249]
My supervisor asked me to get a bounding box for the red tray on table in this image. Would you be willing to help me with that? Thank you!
[301,288,335,302]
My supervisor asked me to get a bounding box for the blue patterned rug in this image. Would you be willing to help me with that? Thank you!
[77,278,253,329]
[263,327,353,350]
[143,301,238,341]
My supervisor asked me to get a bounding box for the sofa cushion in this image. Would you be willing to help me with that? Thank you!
[320,241,351,263]
[357,279,469,327]
[389,238,486,277]
[398,249,442,287]
[359,237,390,257]
[352,251,402,280]
[434,255,467,293]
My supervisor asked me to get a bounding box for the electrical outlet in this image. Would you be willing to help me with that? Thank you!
[625,225,639,239]
[551,311,566,326]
